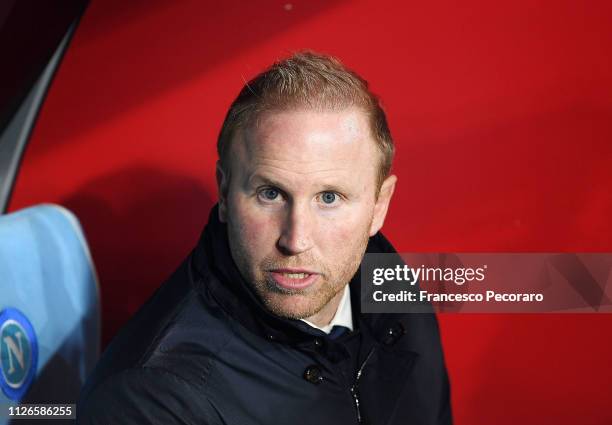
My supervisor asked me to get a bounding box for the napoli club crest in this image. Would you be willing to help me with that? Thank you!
[0,308,38,401]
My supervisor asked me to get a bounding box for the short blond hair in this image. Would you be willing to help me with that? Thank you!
[217,51,394,188]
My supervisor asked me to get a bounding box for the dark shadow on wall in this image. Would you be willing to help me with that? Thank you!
[61,166,214,347]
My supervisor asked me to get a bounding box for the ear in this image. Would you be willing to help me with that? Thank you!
[216,161,230,223]
[369,174,397,236]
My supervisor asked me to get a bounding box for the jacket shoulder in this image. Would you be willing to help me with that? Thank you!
[80,256,236,412]
[77,367,223,425]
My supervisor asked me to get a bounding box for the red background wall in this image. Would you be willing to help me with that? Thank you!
[9,0,612,423]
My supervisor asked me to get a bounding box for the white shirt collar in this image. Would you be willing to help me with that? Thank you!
[301,285,353,334]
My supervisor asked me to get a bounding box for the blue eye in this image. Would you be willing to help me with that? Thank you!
[321,192,337,204]
[260,188,280,201]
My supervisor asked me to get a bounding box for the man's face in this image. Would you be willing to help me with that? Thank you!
[217,108,396,325]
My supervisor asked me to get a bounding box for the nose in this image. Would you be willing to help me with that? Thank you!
[277,201,314,255]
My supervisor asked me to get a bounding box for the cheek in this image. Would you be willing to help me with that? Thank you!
[316,204,374,251]
[230,200,279,253]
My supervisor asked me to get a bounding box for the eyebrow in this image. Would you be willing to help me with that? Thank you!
[246,173,288,191]
[246,172,353,196]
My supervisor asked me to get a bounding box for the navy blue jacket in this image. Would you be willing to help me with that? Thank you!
[78,206,452,424]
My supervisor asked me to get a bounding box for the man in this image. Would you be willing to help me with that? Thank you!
[78,52,452,424]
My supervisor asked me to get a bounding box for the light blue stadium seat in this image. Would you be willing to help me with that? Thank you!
[0,204,99,417]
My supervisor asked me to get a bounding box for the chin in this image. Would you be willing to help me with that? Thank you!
[261,293,324,320]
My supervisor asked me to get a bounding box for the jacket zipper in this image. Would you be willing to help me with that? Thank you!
[350,346,376,424]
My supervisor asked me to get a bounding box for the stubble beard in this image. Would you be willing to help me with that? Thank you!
[228,228,371,321]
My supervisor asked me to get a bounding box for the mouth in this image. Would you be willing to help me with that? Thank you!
[268,268,320,291]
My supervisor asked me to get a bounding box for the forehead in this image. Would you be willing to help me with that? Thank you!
[233,108,378,184]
